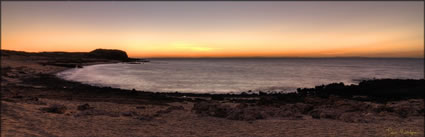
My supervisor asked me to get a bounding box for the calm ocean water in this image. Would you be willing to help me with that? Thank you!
[57,58,424,94]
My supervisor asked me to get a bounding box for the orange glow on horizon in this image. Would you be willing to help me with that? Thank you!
[3,28,422,58]
[1,1,423,58]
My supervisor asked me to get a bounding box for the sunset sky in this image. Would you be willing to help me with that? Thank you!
[1,1,424,58]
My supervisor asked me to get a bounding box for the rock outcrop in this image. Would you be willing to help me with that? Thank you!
[87,49,129,61]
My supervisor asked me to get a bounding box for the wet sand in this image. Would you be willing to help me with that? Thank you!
[1,50,424,137]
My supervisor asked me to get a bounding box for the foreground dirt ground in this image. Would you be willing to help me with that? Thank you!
[1,51,424,137]
[2,99,424,137]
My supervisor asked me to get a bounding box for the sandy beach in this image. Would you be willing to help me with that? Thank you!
[1,50,424,137]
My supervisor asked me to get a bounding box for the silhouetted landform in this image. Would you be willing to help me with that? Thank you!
[87,49,129,61]
[1,49,143,68]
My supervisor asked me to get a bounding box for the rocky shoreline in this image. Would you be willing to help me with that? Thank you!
[1,49,424,137]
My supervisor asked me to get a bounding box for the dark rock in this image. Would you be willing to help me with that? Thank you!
[41,104,67,114]
[12,95,24,99]
[24,97,46,105]
[257,96,276,105]
[77,103,93,111]
[320,110,339,119]
[27,97,38,101]
[136,106,146,109]
[311,110,321,119]
[121,111,138,117]
[294,115,304,120]
[87,49,129,61]
[137,114,154,121]
[211,95,224,100]
[74,109,120,117]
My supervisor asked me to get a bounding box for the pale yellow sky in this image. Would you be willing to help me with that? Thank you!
[1,2,424,58]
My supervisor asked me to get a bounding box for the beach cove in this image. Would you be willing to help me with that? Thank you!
[1,49,424,137]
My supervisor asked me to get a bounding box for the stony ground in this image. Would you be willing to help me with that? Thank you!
[1,51,424,137]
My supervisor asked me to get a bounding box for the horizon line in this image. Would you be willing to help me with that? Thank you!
[1,49,424,59]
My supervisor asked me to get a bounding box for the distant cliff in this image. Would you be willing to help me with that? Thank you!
[1,49,131,62]
[87,49,129,61]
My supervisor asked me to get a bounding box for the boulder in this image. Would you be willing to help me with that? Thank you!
[121,111,138,117]
[41,104,67,114]
[77,103,93,111]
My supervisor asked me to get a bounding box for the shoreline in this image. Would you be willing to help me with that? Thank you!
[54,62,424,100]
[54,59,424,96]
[2,49,424,137]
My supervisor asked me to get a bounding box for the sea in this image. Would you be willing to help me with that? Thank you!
[56,58,424,94]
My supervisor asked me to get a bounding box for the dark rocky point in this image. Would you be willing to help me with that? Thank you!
[88,49,129,61]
